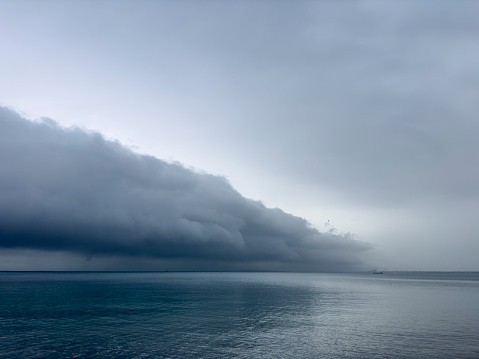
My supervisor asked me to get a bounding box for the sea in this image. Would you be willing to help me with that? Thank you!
[1,271,478,359]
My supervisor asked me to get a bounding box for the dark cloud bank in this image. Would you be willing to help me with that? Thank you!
[0,107,371,271]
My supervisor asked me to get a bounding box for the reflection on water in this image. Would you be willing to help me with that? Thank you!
[1,272,478,358]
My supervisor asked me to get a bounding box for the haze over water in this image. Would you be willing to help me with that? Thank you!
[1,271,478,358]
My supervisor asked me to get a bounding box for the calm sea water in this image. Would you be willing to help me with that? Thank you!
[1,271,478,358]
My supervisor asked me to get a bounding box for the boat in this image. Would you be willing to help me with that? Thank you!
[372,269,383,274]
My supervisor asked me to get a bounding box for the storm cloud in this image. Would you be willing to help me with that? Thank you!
[0,107,371,271]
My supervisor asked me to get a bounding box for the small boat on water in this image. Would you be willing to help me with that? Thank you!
[372,269,383,274]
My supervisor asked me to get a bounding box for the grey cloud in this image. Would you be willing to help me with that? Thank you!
[2,2,479,212]
[0,107,371,271]
[203,1,479,207]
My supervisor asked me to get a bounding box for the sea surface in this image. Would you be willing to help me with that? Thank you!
[1,271,478,358]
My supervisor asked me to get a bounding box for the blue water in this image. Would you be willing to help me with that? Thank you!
[1,271,478,358]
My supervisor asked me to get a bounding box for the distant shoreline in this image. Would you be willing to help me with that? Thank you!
[2,270,479,273]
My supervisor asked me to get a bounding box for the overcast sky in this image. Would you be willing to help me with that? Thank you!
[1,0,478,271]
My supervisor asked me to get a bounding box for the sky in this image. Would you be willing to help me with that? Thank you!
[1,0,478,271]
